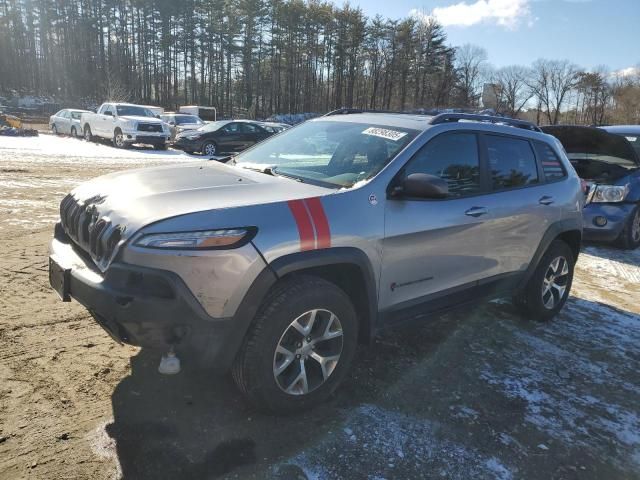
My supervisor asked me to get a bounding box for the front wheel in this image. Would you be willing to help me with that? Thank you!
[71,126,77,138]
[113,129,128,149]
[202,142,217,156]
[52,124,58,135]
[154,143,168,151]
[616,206,640,250]
[514,240,575,321]
[232,276,358,413]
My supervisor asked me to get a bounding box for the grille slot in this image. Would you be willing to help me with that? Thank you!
[138,123,163,133]
[59,195,123,267]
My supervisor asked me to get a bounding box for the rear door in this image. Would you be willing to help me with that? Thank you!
[240,122,270,149]
[475,133,561,277]
[380,131,496,315]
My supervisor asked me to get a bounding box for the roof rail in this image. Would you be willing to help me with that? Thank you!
[429,113,542,132]
[324,108,394,116]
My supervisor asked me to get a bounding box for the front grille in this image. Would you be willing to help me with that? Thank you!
[138,123,163,133]
[60,194,125,266]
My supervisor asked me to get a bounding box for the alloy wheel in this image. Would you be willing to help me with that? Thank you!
[115,132,125,148]
[541,256,569,309]
[204,143,216,156]
[273,309,343,395]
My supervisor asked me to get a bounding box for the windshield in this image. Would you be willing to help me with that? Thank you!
[235,120,418,188]
[197,120,230,132]
[116,105,155,117]
[614,133,640,160]
[174,115,203,125]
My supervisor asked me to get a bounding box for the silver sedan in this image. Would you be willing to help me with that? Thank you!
[49,109,91,137]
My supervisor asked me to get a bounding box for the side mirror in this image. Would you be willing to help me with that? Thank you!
[394,173,449,199]
[156,115,161,119]
[169,121,176,126]
[104,111,113,117]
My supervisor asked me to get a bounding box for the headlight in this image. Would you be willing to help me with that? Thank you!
[589,184,629,203]
[134,228,253,249]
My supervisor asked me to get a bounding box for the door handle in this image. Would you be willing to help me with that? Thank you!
[465,207,489,217]
[539,196,555,205]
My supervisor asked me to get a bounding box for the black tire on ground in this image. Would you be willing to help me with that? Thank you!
[84,126,94,142]
[202,142,217,156]
[52,124,58,135]
[615,205,640,250]
[71,126,77,137]
[184,149,194,155]
[154,143,168,150]
[514,239,575,322]
[232,275,358,414]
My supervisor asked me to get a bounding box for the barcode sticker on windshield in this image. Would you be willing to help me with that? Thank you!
[362,127,407,141]
[625,136,637,142]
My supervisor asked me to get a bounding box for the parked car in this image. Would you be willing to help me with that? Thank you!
[49,112,582,413]
[160,113,205,141]
[260,121,291,133]
[174,119,274,156]
[49,109,91,137]
[80,103,170,149]
[542,125,640,249]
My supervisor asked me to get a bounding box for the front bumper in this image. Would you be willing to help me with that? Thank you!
[122,129,169,145]
[48,234,249,371]
[173,136,203,151]
[582,202,635,242]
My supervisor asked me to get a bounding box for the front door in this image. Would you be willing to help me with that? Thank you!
[379,132,496,315]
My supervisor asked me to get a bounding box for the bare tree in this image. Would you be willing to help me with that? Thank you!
[489,65,533,118]
[529,59,580,125]
[454,43,488,108]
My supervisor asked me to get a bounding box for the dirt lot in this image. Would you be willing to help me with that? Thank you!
[0,135,639,480]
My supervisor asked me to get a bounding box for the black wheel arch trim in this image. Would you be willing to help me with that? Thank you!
[515,217,582,294]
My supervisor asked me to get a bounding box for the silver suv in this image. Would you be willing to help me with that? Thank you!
[49,112,583,412]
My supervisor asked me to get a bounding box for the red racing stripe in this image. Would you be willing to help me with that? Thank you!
[287,200,315,251]
[304,197,331,249]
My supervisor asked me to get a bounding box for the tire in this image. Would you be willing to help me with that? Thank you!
[112,128,128,149]
[154,143,168,151]
[52,124,58,135]
[514,239,575,322]
[71,126,77,138]
[232,275,358,413]
[202,142,217,156]
[84,126,94,142]
[615,205,640,250]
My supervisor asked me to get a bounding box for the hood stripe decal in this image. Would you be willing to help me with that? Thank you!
[287,200,315,251]
[304,197,331,249]
[288,198,331,251]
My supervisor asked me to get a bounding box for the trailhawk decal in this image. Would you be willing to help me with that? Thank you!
[287,198,331,251]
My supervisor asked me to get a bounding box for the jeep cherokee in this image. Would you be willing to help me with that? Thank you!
[49,112,583,412]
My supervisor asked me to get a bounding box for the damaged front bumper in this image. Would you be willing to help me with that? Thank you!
[48,230,249,371]
[582,202,635,242]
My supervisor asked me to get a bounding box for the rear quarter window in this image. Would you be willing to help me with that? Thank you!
[534,141,567,181]
[486,135,539,190]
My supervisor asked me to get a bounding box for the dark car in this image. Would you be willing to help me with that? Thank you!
[600,125,640,158]
[542,125,640,249]
[174,119,274,156]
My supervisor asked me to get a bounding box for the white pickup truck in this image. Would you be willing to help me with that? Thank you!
[80,103,170,149]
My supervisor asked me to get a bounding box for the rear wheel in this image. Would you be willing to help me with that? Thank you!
[615,206,640,250]
[84,126,94,142]
[232,276,358,413]
[202,142,217,156]
[71,126,77,138]
[514,240,575,321]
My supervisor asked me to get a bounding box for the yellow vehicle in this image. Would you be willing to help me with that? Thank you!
[0,113,22,128]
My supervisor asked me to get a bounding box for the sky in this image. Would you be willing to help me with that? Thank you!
[337,0,640,73]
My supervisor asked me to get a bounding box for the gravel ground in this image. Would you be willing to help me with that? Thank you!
[0,135,638,480]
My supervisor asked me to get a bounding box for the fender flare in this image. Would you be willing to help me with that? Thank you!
[516,218,582,293]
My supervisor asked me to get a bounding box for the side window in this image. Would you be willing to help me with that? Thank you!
[404,133,481,198]
[533,141,567,181]
[486,135,539,190]
[223,123,240,133]
[55,110,65,117]
[241,123,263,133]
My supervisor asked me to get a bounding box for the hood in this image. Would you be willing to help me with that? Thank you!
[177,124,202,130]
[541,125,640,183]
[541,126,639,165]
[120,115,163,123]
[63,161,330,270]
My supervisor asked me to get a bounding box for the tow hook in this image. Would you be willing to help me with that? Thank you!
[158,346,181,375]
